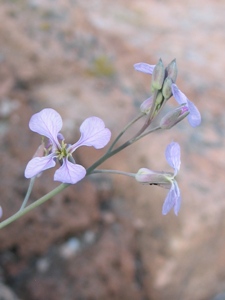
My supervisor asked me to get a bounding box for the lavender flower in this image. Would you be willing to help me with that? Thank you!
[135,142,181,215]
[134,61,201,127]
[25,108,111,184]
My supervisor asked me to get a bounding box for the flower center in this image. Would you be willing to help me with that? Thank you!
[56,140,69,160]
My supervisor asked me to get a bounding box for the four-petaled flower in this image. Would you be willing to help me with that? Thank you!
[135,142,181,215]
[134,62,201,127]
[25,108,111,184]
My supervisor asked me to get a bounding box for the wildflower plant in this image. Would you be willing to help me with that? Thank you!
[0,58,201,229]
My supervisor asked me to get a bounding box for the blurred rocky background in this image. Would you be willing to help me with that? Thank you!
[0,0,225,299]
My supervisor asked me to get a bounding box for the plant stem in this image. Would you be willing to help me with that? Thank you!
[19,177,36,211]
[0,183,69,229]
[107,113,144,152]
[87,126,160,175]
[92,169,135,177]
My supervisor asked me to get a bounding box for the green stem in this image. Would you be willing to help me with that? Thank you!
[19,177,36,211]
[0,183,69,229]
[133,126,161,142]
[87,126,160,175]
[107,112,144,152]
[91,169,135,178]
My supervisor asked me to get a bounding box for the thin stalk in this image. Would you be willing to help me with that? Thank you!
[19,177,36,211]
[87,126,161,175]
[132,116,153,139]
[107,112,144,152]
[91,169,135,178]
[133,126,161,142]
[0,183,69,229]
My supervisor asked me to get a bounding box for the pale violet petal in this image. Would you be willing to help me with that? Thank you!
[69,117,111,151]
[133,63,155,75]
[171,84,187,105]
[29,108,62,147]
[162,184,176,215]
[173,181,181,215]
[54,159,86,184]
[187,99,201,127]
[172,84,201,127]
[165,142,181,174]
[162,181,181,216]
[24,153,56,178]
[0,206,2,218]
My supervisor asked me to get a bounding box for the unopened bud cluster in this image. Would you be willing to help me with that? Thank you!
[144,58,179,124]
[151,58,177,99]
[134,58,201,128]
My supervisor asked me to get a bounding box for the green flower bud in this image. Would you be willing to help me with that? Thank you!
[162,77,173,99]
[151,58,165,91]
[155,91,164,110]
[165,59,178,82]
[160,104,189,129]
[149,91,164,120]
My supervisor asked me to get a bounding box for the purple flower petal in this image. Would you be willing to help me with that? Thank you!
[133,63,155,75]
[69,117,111,151]
[0,206,2,219]
[165,142,180,175]
[186,99,201,127]
[24,153,56,178]
[162,182,180,215]
[54,159,86,184]
[172,84,201,127]
[171,83,187,105]
[162,185,176,215]
[29,108,62,148]
[173,181,181,215]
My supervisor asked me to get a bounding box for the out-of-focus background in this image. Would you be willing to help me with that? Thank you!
[0,0,225,299]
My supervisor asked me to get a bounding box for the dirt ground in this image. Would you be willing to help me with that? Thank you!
[1,1,225,299]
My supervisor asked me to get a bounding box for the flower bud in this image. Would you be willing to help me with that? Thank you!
[149,91,164,120]
[57,133,65,141]
[140,96,153,114]
[162,77,173,99]
[165,59,178,82]
[160,104,189,129]
[135,168,171,188]
[154,91,164,110]
[151,58,165,91]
